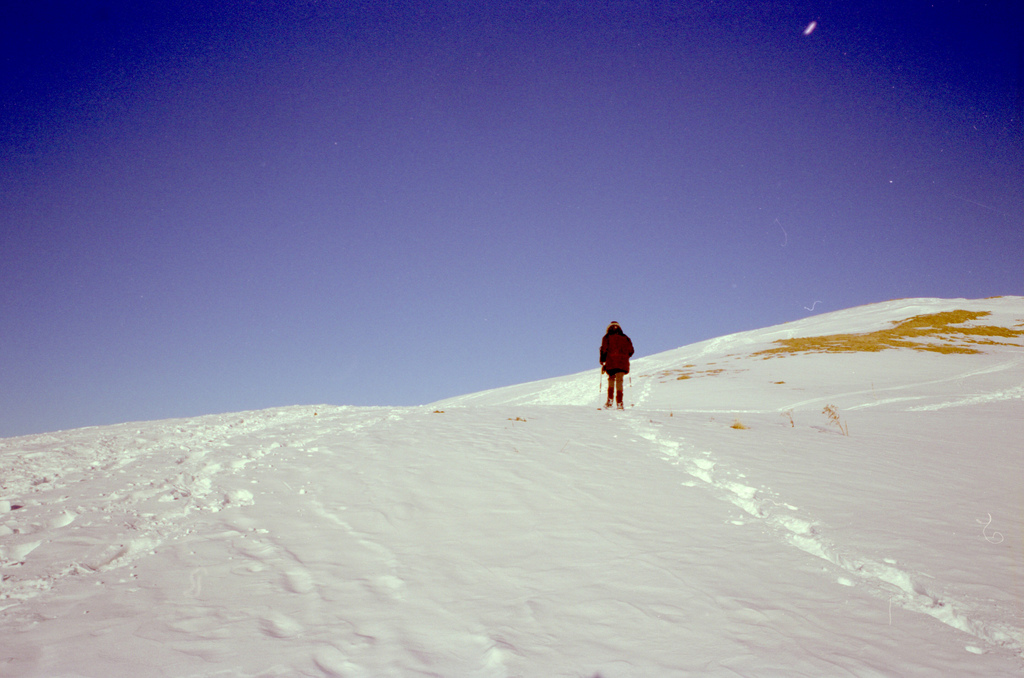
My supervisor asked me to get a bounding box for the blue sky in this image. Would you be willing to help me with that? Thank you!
[2,1,1022,437]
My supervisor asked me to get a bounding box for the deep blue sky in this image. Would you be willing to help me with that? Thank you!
[2,1,1022,436]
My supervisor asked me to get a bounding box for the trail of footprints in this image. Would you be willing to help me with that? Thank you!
[625,415,1022,656]
[0,413,314,605]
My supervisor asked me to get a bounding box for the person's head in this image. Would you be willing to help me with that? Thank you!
[607,321,622,334]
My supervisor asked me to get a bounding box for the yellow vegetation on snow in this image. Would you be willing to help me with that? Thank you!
[754,311,1024,358]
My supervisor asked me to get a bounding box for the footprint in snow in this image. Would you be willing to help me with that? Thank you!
[0,540,42,563]
[48,509,77,529]
[313,646,363,678]
[282,569,316,594]
[258,611,304,639]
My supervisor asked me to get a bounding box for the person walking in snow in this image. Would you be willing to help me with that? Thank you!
[600,321,634,409]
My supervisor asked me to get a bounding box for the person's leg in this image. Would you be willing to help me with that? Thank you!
[606,372,615,406]
[614,373,624,407]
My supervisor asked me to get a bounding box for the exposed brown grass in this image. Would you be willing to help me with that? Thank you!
[754,310,1024,358]
[647,367,731,382]
[822,405,848,436]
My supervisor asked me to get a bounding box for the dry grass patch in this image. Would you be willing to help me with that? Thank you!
[665,367,726,380]
[754,310,1024,358]
[822,405,849,436]
[647,365,740,382]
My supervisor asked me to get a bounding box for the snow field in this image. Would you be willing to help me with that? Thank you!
[1,296,1022,676]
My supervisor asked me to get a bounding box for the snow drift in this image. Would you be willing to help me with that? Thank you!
[1,297,1022,677]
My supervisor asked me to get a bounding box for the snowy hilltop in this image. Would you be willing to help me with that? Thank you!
[1,297,1022,677]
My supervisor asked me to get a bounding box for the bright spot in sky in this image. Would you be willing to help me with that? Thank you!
[804,21,818,36]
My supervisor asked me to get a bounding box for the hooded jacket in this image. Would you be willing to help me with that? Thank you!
[600,323,634,374]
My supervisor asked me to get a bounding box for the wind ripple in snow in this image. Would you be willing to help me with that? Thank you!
[906,384,1024,411]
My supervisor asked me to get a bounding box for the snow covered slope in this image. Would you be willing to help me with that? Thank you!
[1,297,1022,677]
[438,296,1024,413]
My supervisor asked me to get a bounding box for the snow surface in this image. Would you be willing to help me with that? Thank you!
[1,297,1022,677]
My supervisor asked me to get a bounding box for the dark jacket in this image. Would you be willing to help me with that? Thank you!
[600,328,634,374]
